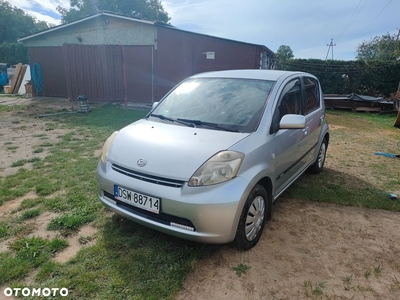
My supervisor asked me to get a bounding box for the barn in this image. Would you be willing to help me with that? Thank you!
[18,12,275,104]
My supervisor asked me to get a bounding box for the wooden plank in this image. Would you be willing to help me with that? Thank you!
[332,106,354,111]
[355,107,381,112]
[14,65,27,94]
[10,63,23,93]
[17,65,30,95]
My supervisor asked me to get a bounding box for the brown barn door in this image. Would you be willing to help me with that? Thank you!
[123,46,154,103]
[63,44,124,102]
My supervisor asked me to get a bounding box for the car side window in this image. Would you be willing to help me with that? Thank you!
[304,77,320,114]
[278,79,302,121]
[270,78,302,134]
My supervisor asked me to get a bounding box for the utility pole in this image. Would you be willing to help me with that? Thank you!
[325,38,336,60]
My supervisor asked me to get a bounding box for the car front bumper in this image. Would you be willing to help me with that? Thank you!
[97,161,250,244]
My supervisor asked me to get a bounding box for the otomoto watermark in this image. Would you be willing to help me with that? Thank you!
[3,287,68,297]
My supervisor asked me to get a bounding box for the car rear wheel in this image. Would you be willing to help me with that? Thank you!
[234,184,269,250]
[309,137,328,174]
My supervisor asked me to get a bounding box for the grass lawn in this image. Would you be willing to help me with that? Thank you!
[285,110,400,212]
[0,102,399,299]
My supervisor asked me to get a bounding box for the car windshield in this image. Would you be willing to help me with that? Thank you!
[149,77,274,133]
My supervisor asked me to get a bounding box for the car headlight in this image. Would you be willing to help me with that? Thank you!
[101,131,119,163]
[188,151,244,186]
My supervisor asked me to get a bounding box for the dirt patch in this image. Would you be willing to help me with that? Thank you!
[177,199,400,299]
[0,97,76,177]
[0,191,36,216]
[93,149,102,157]
[26,211,60,240]
[328,124,345,130]
[54,225,98,263]
[0,191,43,253]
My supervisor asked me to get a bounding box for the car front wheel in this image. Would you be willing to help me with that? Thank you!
[234,184,269,250]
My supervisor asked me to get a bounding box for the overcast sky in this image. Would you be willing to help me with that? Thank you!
[6,0,399,60]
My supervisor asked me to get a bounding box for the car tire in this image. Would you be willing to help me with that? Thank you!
[234,184,269,250]
[309,137,328,174]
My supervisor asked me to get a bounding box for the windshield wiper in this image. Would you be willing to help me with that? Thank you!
[150,114,195,127]
[177,118,239,132]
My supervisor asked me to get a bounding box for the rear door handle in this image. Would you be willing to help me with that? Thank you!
[303,127,309,135]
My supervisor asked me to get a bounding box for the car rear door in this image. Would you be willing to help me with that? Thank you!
[302,76,324,164]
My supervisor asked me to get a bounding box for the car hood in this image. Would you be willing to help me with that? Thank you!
[107,119,250,181]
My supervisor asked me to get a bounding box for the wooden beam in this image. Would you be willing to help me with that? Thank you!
[13,65,27,94]
[10,63,23,93]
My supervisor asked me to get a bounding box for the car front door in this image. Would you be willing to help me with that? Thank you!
[271,77,309,197]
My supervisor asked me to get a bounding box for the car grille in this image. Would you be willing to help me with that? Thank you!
[112,164,185,188]
[103,191,196,231]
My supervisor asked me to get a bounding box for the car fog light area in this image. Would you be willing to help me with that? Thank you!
[189,151,244,186]
[170,222,195,231]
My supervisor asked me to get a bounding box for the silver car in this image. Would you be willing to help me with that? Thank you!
[97,69,329,250]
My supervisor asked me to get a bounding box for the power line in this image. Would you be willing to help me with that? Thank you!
[337,0,366,41]
[355,0,394,38]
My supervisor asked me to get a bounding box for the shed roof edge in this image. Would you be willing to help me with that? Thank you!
[156,23,275,56]
[18,12,155,43]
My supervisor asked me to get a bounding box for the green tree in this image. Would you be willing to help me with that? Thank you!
[0,42,28,64]
[356,31,400,61]
[275,45,294,70]
[0,0,50,63]
[0,0,50,43]
[57,0,170,24]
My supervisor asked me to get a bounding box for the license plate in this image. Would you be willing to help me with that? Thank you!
[114,185,160,214]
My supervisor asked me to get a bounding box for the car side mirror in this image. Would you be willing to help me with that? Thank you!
[279,114,306,129]
[152,102,159,110]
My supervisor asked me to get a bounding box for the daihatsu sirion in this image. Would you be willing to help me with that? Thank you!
[97,69,329,250]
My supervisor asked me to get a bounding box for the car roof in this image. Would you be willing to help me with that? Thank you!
[191,69,307,81]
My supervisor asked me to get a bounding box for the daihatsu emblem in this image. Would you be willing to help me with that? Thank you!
[137,159,147,167]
